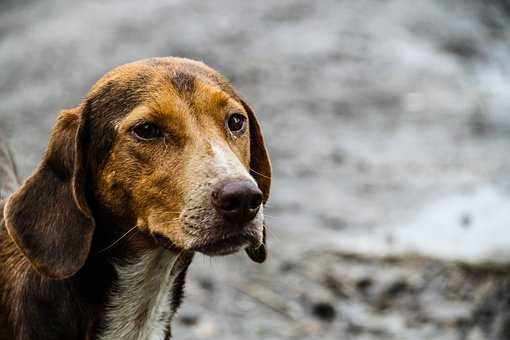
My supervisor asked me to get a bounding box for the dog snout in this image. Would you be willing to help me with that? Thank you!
[212,179,263,224]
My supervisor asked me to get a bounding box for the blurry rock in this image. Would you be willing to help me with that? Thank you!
[198,277,215,292]
[179,314,200,327]
[301,321,322,334]
[460,213,472,228]
[423,301,472,326]
[469,106,490,136]
[195,319,218,338]
[355,277,373,293]
[331,148,345,165]
[345,319,389,338]
[466,327,485,340]
[311,301,337,322]
[323,274,348,299]
[320,215,348,231]
[373,277,412,311]
[279,261,297,273]
[441,37,481,60]
[384,278,411,297]
[489,312,510,340]
[333,100,353,117]
[473,281,510,340]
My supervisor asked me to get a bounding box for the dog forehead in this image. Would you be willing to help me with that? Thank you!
[150,57,240,104]
[86,57,240,120]
[90,57,234,95]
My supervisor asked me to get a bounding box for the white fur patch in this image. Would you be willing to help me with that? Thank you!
[98,249,185,340]
[211,142,254,183]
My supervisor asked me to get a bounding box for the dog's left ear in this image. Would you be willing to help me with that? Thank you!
[240,99,271,263]
[3,107,95,279]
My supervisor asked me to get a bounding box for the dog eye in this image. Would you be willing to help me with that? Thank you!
[227,113,246,134]
[132,122,163,140]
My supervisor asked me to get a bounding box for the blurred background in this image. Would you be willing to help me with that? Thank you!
[2,0,510,339]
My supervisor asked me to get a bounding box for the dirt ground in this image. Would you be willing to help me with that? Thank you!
[1,1,510,339]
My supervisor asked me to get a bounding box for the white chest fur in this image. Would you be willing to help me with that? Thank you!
[98,249,186,340]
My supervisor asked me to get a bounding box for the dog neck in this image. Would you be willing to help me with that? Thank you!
[97,248,193,340]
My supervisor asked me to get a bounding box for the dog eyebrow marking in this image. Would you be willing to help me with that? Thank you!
[170,71,195,95]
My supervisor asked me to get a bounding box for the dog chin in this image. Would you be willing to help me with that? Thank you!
[193,233,257,256]
[200,244,245,256]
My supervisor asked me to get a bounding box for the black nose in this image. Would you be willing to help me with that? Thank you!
[212,180,263,224]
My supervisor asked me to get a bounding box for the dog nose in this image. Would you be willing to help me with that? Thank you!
[212,180,263,224]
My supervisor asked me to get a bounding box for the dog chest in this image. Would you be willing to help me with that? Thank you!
[97,249,187,340]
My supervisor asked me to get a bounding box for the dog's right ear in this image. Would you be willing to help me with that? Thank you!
[240,99,271,264]
[4,107,95,279]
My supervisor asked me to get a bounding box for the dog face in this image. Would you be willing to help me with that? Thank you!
[94,61,267,255]
[3,58,271,279]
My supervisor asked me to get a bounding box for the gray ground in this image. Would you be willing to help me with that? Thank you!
[2,1,510,339]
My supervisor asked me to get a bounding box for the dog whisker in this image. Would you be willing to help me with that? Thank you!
[249,167,271,179]
[265,227,281,242]
[125,228,141,243]
[97,225,140,254]
[262,214,284,220]
[163,135,169,153]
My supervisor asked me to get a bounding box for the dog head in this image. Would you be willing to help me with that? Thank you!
[3,57,271,279]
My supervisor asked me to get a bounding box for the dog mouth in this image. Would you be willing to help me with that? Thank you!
[156,231,258,256]
[193,233,256,256]
[152,212,264,256]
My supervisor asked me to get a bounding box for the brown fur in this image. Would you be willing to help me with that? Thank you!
[0,57,271,339]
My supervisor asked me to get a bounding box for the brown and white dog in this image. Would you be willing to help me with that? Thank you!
[0,57,271,340]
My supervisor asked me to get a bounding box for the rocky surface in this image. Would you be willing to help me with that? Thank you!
[1,0,510,338]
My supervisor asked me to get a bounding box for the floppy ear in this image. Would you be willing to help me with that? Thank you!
[3,107,95,279]
[240,99,272,263]
[241,99,272,203]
